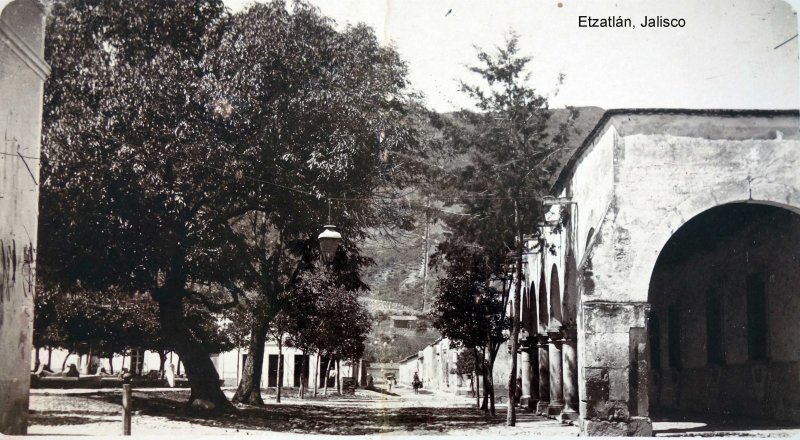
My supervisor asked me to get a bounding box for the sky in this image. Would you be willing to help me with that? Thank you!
[224,0,800,112]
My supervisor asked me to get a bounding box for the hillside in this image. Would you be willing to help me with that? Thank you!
[356,106,605,362]
[359,106,605,312]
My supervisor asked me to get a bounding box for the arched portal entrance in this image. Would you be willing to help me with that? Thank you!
[648,202,800,424]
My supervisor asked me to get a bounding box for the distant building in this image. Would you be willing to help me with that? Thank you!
[389,315,417,329]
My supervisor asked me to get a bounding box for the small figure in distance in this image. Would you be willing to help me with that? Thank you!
[412,372,422,394]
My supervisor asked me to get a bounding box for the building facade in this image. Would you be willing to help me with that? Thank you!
[516,109,800,436]
[0,0,47,434]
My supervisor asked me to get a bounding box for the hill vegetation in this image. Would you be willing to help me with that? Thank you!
[357,106,605,361]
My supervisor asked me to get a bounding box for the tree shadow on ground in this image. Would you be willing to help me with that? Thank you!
[363,386,399,397]
[29,410,116,426]
[87,391,527,435]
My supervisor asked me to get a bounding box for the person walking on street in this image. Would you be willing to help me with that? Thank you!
[412,372,422,394]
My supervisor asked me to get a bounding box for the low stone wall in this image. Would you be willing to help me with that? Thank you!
[29,375,224,389]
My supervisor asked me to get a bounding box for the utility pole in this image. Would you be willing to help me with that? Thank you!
[421,199,431,312]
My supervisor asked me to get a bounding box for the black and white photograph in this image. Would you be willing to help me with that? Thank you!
[0,0,799,436]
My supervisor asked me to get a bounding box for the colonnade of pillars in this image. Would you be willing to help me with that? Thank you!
[519,326,579,421]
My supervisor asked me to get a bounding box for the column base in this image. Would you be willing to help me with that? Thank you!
[559,409,579,423]
[520,396,536,411]
[536,401,550,415]
[580,417,652,437]
[547,401,565,417]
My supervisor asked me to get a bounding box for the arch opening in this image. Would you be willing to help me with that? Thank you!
[562,251,578,326]
[549,264,562,328]
[523,282,537,334]
[647,202,800,426]
[538,270,548,334]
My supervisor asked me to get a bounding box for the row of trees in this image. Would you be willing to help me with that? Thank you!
[34,288,232,374]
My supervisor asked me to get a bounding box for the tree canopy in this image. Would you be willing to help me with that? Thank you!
[40,0,419,409]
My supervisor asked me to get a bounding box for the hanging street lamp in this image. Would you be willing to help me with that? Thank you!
[318,224,342,264]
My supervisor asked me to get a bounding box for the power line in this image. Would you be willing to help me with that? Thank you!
[0,151,40,160]
[163,152,320,198]
[157,152,552,206]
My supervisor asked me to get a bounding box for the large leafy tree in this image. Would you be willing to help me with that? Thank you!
[435,34,575,423]
[431,241,511,415]
[205,1,420,405]
[40,0,249,409]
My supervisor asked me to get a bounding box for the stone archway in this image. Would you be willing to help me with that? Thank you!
[552,109,800,436]
[647,202,800,426]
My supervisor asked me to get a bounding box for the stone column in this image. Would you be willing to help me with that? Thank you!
[580,301,652,436]
[536,334,551,415]
[560,326,579,422]
[547,329,565,416]
[519,338,535,410]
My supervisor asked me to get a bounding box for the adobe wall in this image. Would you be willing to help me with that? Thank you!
[0,0,47,434]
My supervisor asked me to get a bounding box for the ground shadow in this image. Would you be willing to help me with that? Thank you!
[29,410,116,426]
[364,386,399,397]
[651,408,800,436]
[85,391,528,435]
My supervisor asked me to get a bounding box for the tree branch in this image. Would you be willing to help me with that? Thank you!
[184,283,243,312]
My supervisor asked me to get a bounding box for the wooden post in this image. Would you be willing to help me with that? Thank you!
[122,374,132,435]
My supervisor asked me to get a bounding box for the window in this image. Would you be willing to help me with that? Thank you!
[293,355,310,387]
[268,354,284,387]
[705,287,724,364]
[668,305,681,369]
[746,273,769,361]
[649,311,662,369]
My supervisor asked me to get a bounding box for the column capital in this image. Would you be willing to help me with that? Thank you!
[546,328,563,342]
[561,325,578,341]
[518,336,536,351]
[536,333,550,347]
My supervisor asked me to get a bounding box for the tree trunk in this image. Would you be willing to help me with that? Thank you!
[323,357,333,396]
[121,351,126,372]
[489,367,495,416]
[232,316,269,405]
[336,359,341,394]
[48,347,53,368]
[313,355,319,397]
[473,347,481,408]
[276,340,283,403]
[108,355,114,374]
[34,347,40,371]
[507,199,523,426]
[154,291,234,412]
[158,350,167,378]
[481,345,489,411]
[298,350,306,399]
[81,346,93,375]
[487,344,498,416]
[61,347,74,371]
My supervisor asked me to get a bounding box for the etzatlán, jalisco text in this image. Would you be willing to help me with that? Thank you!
[578,15,686,28]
